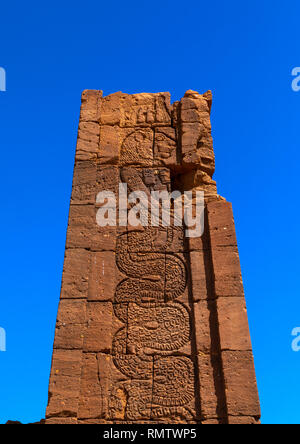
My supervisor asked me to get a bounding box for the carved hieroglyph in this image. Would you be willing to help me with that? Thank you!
[45,90,261,424]
[109,168,195,421]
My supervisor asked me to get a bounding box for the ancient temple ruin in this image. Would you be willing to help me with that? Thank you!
[45,90,260,424]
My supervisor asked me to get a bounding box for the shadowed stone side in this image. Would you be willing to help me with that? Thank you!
[45,89,260,424]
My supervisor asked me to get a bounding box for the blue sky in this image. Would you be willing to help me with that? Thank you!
[0,0,299,424]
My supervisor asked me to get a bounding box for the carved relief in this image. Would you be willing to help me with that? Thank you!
[46,90,261,425]
[113,302,190,358]
[120,94,171,128]
[120,129,153,167]
[96,166,119,195]
[120,167,171,196]
[115,230,187,302]
[109,167,196,421]
[152,356,194,406]
[154,128,177,167]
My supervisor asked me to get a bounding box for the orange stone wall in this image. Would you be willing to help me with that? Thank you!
[45,90,260,424]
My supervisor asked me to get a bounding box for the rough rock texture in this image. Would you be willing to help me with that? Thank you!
[45,90,260,424]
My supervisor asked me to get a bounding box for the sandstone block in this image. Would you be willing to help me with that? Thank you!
[78,353,102,419]
[217,297,252,351]
[98,125,120,164]
[53,299,86,349]
[46,417,78,424]
[207,200,238,248]
[210,246,244,297]
[83,302,114,352]
[197,352,226,420]
[71,160,97,204]
[61,248,90,299]
[190,250,211,301]
[222,350,260,417]
[46,89,260,425]
[80,90,102,122]
[46,349,82,418]
[65,205,95,249]
[88,251,116,301]
[227,415,260,424]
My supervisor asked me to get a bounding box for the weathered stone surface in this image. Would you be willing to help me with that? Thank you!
[193,301,212,353]
[80,90,102,123]
[210,246,244,297]
[46,417,77,424]
[98,125,120,164]
[96,165,119,196]
[99,91,122,126]
[217,297,252,351]
[76,121,100,159]
[46,349,82,418]
[45,89,260,425]
[71,160,97,204]
[222,351,261,417]
[83,302,114,353]
[92,225,117,251]
[185,224,210,252]
[66,204,117,251]
[178,90,215,177]
[76,90,102,160]
[202,418,224,424]
[119,128,154,167]
[65,204,94,249]
[179,170,217,196]
[190,250,212,301]
[60,248,90,299]
[207,201,238,247]
[88,252,117,301]
[227,415,260,424]
[153,127,177,167]
[197,352,223,419]
[78,353,102,419]
[53,299,86,350]
[78,419,113,424]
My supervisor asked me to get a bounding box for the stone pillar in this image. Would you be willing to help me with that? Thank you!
[45,90,260,424]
